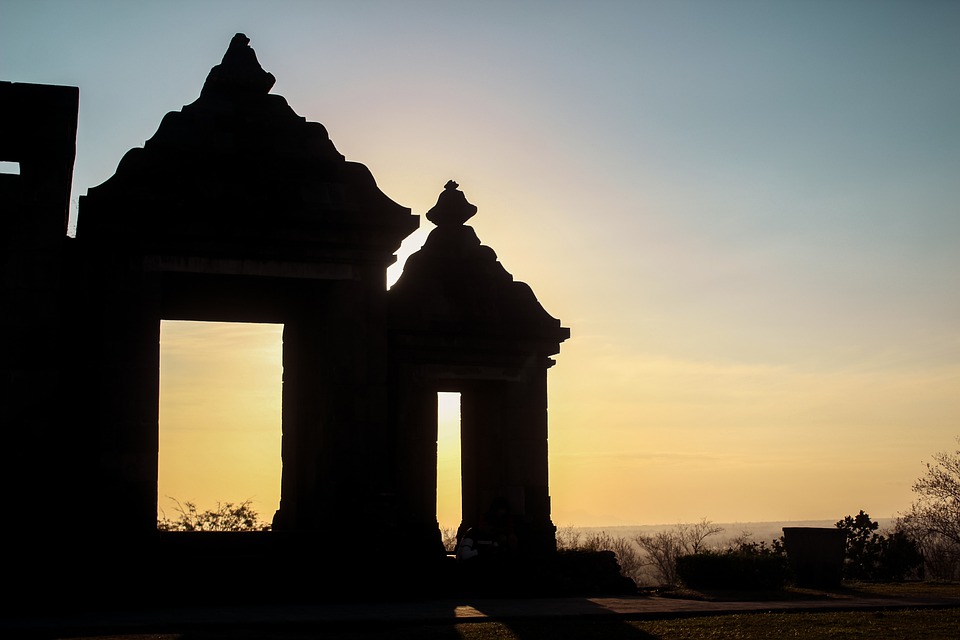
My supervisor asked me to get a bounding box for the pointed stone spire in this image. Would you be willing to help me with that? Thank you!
[425,180,478,226]
[201,33,276,97]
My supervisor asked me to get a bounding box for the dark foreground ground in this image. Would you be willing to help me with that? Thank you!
[4,583,959,640]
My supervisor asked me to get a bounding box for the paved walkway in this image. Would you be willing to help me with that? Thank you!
[5,592,958,638]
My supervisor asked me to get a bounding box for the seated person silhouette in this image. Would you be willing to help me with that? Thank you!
[456,497,518,561]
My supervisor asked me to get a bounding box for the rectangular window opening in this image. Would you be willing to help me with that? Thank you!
[0,161,20,175]
[437,391,462,546]
[158,320,283,531]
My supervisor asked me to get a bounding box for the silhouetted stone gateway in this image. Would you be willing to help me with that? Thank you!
[389,180,569,560]
[2,35,569,602]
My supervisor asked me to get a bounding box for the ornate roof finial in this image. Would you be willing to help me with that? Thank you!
[201,33,276,97]
[426,180,478,226]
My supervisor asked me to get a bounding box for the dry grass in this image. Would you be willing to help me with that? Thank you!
[648,579,960,603]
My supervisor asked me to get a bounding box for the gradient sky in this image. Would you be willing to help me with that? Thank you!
[3,1,958,527]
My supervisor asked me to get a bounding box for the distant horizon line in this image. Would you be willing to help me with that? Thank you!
[557,517,897,530]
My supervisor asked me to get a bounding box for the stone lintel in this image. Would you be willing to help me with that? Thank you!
[142,254,355,280]
[408,360,537,384]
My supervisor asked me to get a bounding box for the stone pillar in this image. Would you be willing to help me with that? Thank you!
[86,265,162,540]
[460,381,503,534]
[502,365,555,554]
[393,377,445,556]
[460,371,555,556]
[274,277,396,538]
[273,309,321,531]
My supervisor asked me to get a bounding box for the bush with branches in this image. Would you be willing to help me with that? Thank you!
[675,530,788,591]
[441,526,458,553]
[556,528,643,583]
[727,531,786,558]
[157,497,271,532]
[634,519,724,586]
[558,522,795,588]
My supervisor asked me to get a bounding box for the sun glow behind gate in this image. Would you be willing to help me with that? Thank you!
[158,320,283,524]
[437,392,462,532]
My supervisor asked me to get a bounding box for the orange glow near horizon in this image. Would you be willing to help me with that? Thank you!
[158,322,469,530]
[437,392,462,531]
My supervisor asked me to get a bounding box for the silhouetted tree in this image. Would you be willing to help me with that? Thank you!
[837,510,922,581]
[837,510,882,579]
[898,438,960,579]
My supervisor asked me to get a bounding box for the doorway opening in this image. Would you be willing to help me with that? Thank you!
[437,391,462,541]
[157,320,283,530]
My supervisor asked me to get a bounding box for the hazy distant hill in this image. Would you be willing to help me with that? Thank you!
[562,518,897,546]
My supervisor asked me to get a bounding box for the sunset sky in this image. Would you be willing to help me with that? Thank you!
[3,1,958,528]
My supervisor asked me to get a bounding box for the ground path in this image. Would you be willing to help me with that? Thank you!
[5,591,958,639]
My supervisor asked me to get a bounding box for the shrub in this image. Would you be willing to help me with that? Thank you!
[676,550,790,591]
[441,526,458,553]
[553,549,638,595]
[555,526,583,551]
[157,497,271,531]
[634,519,724,586]
[556,529,643,584]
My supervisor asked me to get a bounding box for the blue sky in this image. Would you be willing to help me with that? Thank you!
[3,0,958,525]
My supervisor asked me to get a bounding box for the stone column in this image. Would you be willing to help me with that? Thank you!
[393,377,445,556]
[460,369,555,556]
[274,276,396,538]
[502,365,555,554]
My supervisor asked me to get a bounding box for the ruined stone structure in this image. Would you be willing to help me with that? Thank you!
[2,35,567,596]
